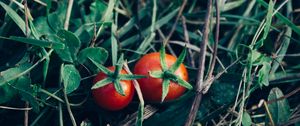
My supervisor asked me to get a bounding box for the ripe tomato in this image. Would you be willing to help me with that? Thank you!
[134,52,188,102]
[92,66,134,111]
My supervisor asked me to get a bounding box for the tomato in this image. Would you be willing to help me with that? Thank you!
[92,66,134,111]
[134,52,189,102]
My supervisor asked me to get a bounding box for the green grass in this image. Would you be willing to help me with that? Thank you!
[0,0,299,126]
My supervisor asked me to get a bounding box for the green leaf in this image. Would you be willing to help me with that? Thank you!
[33,17,55,35]
[16,77,40,113]
[0,83,16,104]
[0,1,27,35]
[149,70,164,78]
[119,74,146,80]
[47,1,67,31]
[159,47,168,71]
[266,88,291,125]
[170,48,187,72]
[91,78,113,89]
[0,36,65,49]
[258,62,271,87]
[242,111,252,126]
[161,79,170,102]
[62,65,81,94]
[175,77,193,90]
[88,58,113,75]
[85,0,107,23]
[0,63,31,86]
[113,79,125,96]
[55,30,81,63]
[209,81,238,106]
[77,47,108,66]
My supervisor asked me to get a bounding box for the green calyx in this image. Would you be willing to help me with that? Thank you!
[89,54,145,96]
[149,46,193,102]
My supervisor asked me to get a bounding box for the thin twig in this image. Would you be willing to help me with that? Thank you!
[24,1,30,126]
[207,0,220,77]
[0,106,32,111]
[182,16,195,67]
[63,89,77,126]
[163,0,187,46]
[64,0,74,30]
[24,0,29,37]
[24,102,29,126]
[185,0,213,125]
[264,101,275,126]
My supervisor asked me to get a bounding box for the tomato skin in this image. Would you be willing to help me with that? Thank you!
[134,52,188,102]
[92,66,134,111]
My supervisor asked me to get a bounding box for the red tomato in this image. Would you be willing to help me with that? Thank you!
[92,66,134,111]
[134,52,188,102]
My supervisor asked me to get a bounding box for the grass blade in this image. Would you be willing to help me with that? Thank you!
[0,1,28,35]
[0,36,65,49]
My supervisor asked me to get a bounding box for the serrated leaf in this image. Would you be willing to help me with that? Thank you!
[88,58,112,75]
[175,77,193,90]
[77,47,108,66]
[114,79,125,96]
[170,48,186,72]
[159,47,167,71]
[55,30,81,63]
[266,88,291,125]
[250,50,263,64]
[0,1,28,35]
[0,63,31,86]
[242,111,252,126]
[62,65,81,94]
[161,79,170,102]
[258,62,271,87]
[91,78,113,89]
[0,36,65,49]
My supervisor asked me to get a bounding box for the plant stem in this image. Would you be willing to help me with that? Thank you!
[207,0,220,77]
[185,0,212,125]
[64,0,74,30]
